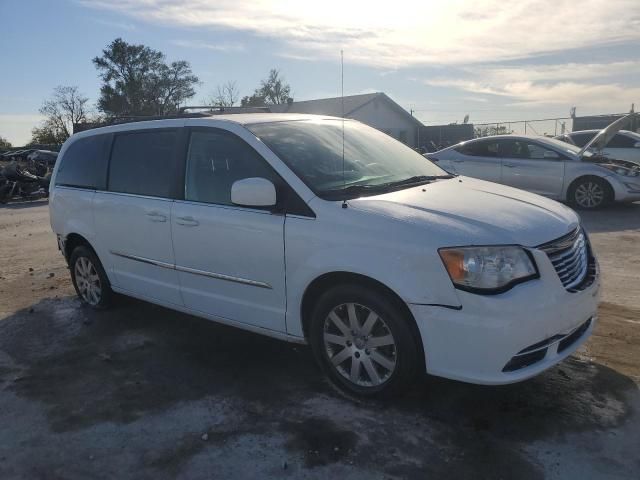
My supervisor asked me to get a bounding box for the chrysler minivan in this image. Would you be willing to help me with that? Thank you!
[49,114,599,396]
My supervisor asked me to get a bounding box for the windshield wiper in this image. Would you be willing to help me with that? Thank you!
[323,184,391,199]
[322,174,455,200]
[380,174,455,188]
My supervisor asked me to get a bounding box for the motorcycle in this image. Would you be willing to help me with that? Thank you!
[0,162,51,204]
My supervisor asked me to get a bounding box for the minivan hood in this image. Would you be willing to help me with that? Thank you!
[350,177,579,247]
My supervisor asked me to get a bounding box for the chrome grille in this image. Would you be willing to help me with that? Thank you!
[538,228,590,291]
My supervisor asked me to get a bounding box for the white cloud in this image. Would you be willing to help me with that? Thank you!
[92,18,137,31]
[171,39,245,52]
[79,0,640,68]
[424,61,640,108]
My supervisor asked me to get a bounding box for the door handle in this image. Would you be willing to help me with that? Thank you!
[452,159,465,163]
[176,216,199,227]
[146,211,167,222]
[503,163,515,168]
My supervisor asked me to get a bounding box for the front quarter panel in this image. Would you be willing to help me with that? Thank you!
[284,199,461,337]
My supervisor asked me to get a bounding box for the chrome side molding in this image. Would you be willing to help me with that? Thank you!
[109,250,272,289]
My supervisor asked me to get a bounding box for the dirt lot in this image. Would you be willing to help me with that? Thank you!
[1,202,639,479]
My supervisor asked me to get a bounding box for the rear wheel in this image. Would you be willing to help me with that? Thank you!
[69,245,113,309]
[309,284,420,397]
[568,177,611,209]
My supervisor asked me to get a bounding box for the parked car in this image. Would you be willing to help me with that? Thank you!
[49,114,599,396]
[555,129,640,163]
[428,115,640,209]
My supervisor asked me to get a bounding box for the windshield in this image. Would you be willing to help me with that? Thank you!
[248,119,449,199]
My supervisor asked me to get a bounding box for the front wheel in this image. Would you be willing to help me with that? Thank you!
[568,177,611,210]
[69,245,113,309]
[309,284,421,397]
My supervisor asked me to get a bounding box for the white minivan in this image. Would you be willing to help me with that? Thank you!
[49,113,599,396]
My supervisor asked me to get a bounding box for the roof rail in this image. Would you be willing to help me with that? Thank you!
[178,105,270,114]
[73,107,272,133]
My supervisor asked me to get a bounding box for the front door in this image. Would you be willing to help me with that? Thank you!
[451,139,502,182]
[171,128,287,332]
[499,139,565,198]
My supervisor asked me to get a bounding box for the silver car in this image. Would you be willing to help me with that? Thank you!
[555,129,640,163]
[429,115,640,209]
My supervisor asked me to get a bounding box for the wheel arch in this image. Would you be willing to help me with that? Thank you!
[566,174,614,204]
[300,271,426,367]
[64,233,98,263]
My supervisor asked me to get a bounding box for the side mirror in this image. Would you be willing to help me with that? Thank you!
[231,177,277,207]
[543,151,560,159]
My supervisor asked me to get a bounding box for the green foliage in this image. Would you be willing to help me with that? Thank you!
[30,125,67,145]
[93,38,199,117]
[241,69,291,107]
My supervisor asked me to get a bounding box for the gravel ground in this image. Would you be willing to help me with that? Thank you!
[0,201,639,479]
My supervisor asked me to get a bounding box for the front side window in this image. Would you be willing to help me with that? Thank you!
[498,140,559,160]
[108,129,179,198]
[185,130,279,205]
[248,119,448,199]
[56,134,109,189]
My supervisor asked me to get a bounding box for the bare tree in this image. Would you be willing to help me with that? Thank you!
[32,86,90,144]
[207,81,239,107]
[0,136,11,149]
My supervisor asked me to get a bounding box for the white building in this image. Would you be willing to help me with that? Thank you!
[269,92,423,148]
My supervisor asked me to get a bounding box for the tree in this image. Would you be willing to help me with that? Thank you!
[30,85,90,144]
[0,136,11,149]
[93,38,199,117]
[240,92,267,107]
[207,81,239,107]
[241,69,291,107]
[474,125,512,137]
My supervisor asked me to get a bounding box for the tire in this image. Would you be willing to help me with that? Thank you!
[0,184,11,204]
[309,284,421,397]
[568,177,611,210]
[69,245,113,309]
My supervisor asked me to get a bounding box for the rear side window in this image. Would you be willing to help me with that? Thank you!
[108,129,179,198]
[569,132,595,147]
[456,140,499,157]
[608,134,636,148]
[55,134,109,189]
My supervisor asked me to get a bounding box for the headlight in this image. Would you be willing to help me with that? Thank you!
[439,246,538,294]
[599,164,639,177]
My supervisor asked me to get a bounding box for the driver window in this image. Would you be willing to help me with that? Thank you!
[185,130,278,205]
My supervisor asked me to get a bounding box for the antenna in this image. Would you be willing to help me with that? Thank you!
[341,49,347,209]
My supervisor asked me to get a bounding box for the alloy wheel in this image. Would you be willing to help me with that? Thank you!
[74,256,102,306]
[574,181,605,208]
[323,303,397,387]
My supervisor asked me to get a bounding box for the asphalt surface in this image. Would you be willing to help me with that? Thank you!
[0,202,639,479]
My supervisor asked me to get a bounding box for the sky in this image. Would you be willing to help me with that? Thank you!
[1,0,639,145]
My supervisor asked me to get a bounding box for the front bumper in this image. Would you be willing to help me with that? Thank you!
[607,174,640,202]
[410,248,600,385]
